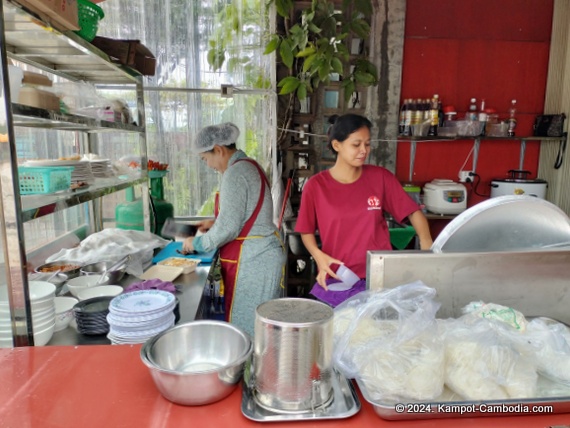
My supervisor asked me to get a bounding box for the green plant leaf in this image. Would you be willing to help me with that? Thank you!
[354,71,376,85]
[331,57,344,75]
[308,23,321,34]
[296,46,316,58]
[278,76,301,95]
[280,39,295,69]
[274,0,293,18]
[351,19,371,40]
[264,36,281,55]
[318,64,331,81]
[343,81,355,100]
[302,53,317,73]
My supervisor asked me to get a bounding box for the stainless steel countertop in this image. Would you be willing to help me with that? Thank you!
[47,265,211,346]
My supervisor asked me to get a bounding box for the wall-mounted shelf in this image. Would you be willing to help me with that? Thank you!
[4,1,141,83]
[12,104,143,132]
[399,134,568,182]
[19,176,146,222]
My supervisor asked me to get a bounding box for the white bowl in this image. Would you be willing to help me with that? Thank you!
[33,322,55,346]
[28,281,56,301]
[76,285,123,301]
[66,274,109,297]
[54,296,78,331]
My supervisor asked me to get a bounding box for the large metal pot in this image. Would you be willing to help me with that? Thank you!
[490,170,547,199]
[252,298,334,413]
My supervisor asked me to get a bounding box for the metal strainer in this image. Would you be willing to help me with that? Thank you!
[252,298,334,413]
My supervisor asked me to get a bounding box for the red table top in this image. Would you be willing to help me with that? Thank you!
[1,345,569,428]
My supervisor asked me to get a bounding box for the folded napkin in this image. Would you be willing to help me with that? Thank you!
[124,278,176,294]
[309,278,366,307]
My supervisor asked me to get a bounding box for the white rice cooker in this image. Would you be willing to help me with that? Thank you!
[490,170,548,199]
[423,179,467,215]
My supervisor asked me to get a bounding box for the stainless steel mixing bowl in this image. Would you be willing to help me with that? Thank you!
[140,320,252,406]
[80,260,128,284]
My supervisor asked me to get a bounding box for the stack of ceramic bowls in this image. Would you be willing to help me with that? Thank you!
[0,281,56,347]
[107,290,176,345]
[73,296,113,335]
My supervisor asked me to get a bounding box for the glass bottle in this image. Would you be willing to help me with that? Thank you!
[507,99,517,137]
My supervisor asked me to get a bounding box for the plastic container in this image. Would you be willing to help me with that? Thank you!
[74,0,105,42]
[18,166,73,194]
[455,120,485,137]
[157,257,199,274]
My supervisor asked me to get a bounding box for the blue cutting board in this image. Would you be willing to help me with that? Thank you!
[152,242,217,264]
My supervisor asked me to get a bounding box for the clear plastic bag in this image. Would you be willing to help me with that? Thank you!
[332,281,444,402]
[442,317,537,400]
[513,318,570,386]
[45,229,170,277]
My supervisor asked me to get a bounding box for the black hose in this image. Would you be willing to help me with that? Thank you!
[148,190,158,234]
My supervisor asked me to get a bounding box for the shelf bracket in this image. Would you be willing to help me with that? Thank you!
[472,138,481,173]
[519,139,527,170]
[408,140,416,182]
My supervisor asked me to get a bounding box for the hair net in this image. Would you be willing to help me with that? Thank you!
[193,122,240,153]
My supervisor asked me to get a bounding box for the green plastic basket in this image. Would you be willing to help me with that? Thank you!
[18,166,74,195]
[74,0,105,42]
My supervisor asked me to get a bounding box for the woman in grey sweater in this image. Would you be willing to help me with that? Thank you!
[183,122,285,337]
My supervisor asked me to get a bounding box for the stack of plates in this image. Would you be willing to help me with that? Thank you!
[90,159,114,178]
[0,281,56,347]
[24,159,95,184]
[107,290,176,345]
[73,296,113,335]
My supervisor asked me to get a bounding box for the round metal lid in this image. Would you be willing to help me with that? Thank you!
[432,195,570,253]
[256,298,333,325]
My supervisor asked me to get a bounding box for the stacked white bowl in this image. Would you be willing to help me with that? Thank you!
[0,281,56,347]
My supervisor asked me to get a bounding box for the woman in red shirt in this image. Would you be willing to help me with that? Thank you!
[295,114,432,306]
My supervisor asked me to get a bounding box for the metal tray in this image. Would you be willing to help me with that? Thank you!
[241,370,360,422]
[357,366,570,420]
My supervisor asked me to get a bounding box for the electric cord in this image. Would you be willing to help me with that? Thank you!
[468,172,490,197]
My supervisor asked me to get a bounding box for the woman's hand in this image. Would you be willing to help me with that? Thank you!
[182,236,195,253]
[197,219,214,233]
[313,252,343,291]
[300,233,342,291]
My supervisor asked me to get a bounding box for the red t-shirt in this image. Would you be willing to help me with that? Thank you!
[295,165,420,278]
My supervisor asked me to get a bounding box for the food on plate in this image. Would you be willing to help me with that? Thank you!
[38,264,81,273]
[161,258,198,268]
[58,155,81,161]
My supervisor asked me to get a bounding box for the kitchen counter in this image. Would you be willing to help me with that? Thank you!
[47,264,212,346]
[0,344,568,427]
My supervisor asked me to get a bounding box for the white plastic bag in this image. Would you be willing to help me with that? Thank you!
[332,281,444,402]
[442,317,537,400]
[45,229,170,277]
[513,318,570,386]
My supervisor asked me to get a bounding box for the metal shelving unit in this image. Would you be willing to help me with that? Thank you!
[0,0,149,346]
[400,135,568,182]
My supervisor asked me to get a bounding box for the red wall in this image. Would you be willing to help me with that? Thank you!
[396,0,554,208]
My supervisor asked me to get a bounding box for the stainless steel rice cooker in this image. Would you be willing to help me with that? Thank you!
[490,170,548,199]
[423,179,467,215]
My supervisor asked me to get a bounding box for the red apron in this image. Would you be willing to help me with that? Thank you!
[214,159,269,321]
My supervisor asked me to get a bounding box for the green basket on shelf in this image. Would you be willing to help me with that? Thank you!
[18,167,74,195]
[74,0,105,42]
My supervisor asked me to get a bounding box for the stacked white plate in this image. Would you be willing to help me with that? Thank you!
[24,159,95,184]
[106,290,176,345]
[90,159,114,178]
[0,281,56,347]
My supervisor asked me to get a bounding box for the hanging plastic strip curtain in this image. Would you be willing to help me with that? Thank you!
[97,0,276,216]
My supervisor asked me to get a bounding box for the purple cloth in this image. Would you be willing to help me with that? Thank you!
[124,278,177,295]
[309,278,367,307]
